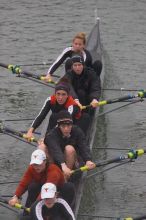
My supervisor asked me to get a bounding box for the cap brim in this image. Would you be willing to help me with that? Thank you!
[30,159,43,165]
[41,191,56,199]
[57,119,73,125]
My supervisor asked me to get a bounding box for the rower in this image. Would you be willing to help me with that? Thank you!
[25,81,81,140]
[44,110,96,180]
[8,149,75,216]
[44,32,102,82]
[21,183,75,220]
[63,54,101,113]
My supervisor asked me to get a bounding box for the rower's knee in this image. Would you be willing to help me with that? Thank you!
[65,145,76,156]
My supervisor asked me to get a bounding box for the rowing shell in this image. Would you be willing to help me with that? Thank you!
[73,17,104,218]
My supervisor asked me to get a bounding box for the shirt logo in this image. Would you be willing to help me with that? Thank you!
[68,105,73,114]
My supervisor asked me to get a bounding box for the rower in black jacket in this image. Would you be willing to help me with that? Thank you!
[25,82,83,140]
[44,110,95,181]
[63,55,101,112]
[44,32,102,82]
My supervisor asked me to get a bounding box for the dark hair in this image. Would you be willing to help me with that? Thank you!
[57,110,73,125]
[71,55,84,64]
[55,82,70,94]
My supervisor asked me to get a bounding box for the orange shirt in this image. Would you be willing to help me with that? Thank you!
[15,163,65,198]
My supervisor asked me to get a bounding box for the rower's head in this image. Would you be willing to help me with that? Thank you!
[72,32,86,52]
[71,55,84,75]
[41,183,57,208]
[30,149,47,173]
[55,82,70,105]
[57,110,73,137]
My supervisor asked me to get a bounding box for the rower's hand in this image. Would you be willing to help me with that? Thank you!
[90,99,99,108]
[75,99,83,110]
[25,128,35,142]
[42,73,53,82]
[61,163,72,180]
[9,195,20,207]
[85,161,96,170]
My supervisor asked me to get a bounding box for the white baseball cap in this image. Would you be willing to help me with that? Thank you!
[30,149,46,165]
[41,183,57,199]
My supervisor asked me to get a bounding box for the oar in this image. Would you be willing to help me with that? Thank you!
[0,62,56,85]
[3,131,37,147]
[118,215,146,220]
[0,196,30,212]
[81,91,146,110]
[0,195,13,197]
[3,118,35,122]
[0,202,19,213]
[0,121,38,143]
[79,213,117,219]
[72,149,145,173]
[0,181,19,185]
[97,99,143,117]
[102,88,143,92]
[79,214,146,220]
[19,61,51,66]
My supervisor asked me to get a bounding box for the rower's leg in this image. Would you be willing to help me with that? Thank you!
[59,182,76,208]
[64,145,76,169]
[75,112,90,135]
[23,182,42,215]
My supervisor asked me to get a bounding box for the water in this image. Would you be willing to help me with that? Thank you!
[0,0,146,219]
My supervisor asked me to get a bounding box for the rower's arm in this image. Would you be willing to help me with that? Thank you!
[89,71,101,101]
[31,97,51,130]
[47,48,71,75]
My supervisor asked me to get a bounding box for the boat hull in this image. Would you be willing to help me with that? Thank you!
[73,18,104,218]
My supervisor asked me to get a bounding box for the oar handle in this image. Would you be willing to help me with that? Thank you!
[0,124,38,143]
[14,203,30,212]
[81,93,145,110]
[0,197,30,212]
[81,105,91,110]
[40,76,56,84]
[98,95,135,106]
[72,149,146,173]
[22,134,38,142]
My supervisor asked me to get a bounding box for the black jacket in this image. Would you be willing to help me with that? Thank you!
[48,46,92,75]
[65,67,101,105]
[44,125,92,166]
[31,96,80,130]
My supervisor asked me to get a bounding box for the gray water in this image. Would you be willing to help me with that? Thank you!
[0,0,146,219]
